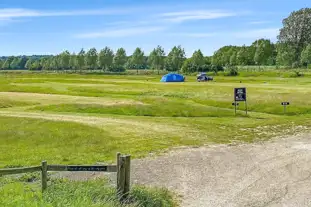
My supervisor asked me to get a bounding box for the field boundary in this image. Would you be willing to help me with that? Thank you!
[0,153,131,202]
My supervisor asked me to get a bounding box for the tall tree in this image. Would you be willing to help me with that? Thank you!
[236,46,248,65]
[113,48,127,70]
[278,8,311,62]
[254,43,265,66]
[165,45,185,71]
[77,49,86,71]
[86,48,98,70]
[149,45,166,74]
[276,43,296,66]
[230,52,237,66]
[69,53,77,70]
[25,59,33,70]
[41,58,51,70]
[10,57,22,69]
[301,44,311,66]
[60,50,71,70]
[98,47,114,70]
[192,49,205,66]
[2,57,14,69]
[131,47,145,74]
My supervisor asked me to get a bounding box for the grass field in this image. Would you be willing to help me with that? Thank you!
[2,72,311,206]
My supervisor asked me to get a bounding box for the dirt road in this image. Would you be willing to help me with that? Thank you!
[58,133,311,207]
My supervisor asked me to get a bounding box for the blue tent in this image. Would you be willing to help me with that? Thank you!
[160,73,185,82]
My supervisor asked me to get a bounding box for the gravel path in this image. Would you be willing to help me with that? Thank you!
[57,134,311,207]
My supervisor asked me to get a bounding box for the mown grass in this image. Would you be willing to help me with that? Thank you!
[0,177,176,207]
[3,72,311,206]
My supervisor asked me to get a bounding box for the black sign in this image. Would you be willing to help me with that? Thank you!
[67,166,108,172]
[281,102,290,106]
[232,102,240,106]
[234,88,247,102]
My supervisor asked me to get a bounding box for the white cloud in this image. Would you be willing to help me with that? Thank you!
[0,8,129,19]
[233,28,279,39]
[159,10,237,23]
[74,26,165,38]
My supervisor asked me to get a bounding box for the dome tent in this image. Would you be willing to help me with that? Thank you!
[160,73,185,82]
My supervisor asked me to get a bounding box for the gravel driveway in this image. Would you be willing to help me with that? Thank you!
[58,133,311,207]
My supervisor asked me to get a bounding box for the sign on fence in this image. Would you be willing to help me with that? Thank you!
[67,166,108,171]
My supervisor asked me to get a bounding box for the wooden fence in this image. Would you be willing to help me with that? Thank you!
[0,152,131,202]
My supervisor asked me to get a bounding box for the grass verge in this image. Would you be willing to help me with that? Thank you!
[0,176,177,207]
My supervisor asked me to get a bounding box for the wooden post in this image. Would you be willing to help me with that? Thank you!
[245,101,248,115]
[124,155,131,200]
[41,161,48,192]
[117,156,126,202]
[234,101,237,115]
[116,152,121,191]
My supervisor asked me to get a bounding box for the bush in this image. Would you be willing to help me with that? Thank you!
[108,65,126,72]
[225,65,239,76]
[291,61,300,69]
[290,70,304,77]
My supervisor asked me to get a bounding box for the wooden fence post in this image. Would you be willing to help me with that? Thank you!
[41,161,48,192]
[117,156,126,202]
[116,152,121,190]
[117,155,131,203]
[124,155,131,199]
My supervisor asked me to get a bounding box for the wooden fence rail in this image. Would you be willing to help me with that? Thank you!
[0,153,131,202]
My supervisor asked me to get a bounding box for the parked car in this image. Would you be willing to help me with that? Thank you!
[197,73,213,82]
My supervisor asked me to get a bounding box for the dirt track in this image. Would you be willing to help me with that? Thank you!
[58,133,311,207]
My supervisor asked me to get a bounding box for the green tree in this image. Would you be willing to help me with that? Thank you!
[60,50,71,70]
[2,57,14,69]
[98,47,114,71]
[301,44,311,66]
[25,59,33,70]
[131,47,145,74]
[181,58,196,73]
[230,52,237,66]
[149,45,165,74]
[165,45,185,71]
[77,49,86,71]
[31,60,42,70]
[113,48,127,71]
[0,59,4,70]
[50,56,61,70]
[192,49,205,66]
[41,58,51,70]
[254,44,265,66]
[276,43,296,67]
[236,46,248,65]
[86,48,98,70]
[10,57,22,69]
[278,8,311,62]
[69,53,77,70]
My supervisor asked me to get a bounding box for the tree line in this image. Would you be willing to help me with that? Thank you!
[1,8,311,73]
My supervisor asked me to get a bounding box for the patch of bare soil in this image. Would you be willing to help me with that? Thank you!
[54,133,311,207]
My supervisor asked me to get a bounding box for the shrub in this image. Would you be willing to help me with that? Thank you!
[225,65,239,76]
[291,61,300,69]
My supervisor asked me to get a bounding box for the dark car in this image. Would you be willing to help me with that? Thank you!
[197,73,213,82]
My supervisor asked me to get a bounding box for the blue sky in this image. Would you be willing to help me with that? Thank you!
[0,0,310,57]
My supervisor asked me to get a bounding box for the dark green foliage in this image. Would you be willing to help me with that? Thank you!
[225,65,239,76]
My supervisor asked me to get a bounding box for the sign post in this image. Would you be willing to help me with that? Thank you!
[232,102,239,115]
[234,88,247,115]
[281,102,290,114]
